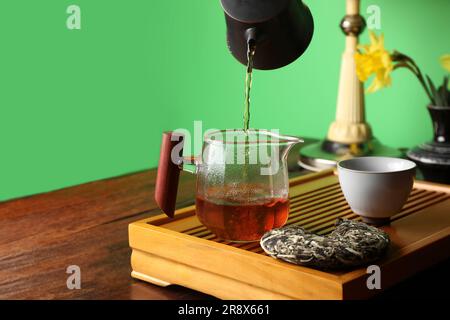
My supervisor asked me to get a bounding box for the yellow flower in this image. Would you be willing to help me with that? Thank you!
[355,32,394,93]
[441,54,450,72]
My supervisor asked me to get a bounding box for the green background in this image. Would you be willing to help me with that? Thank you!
[0,0,449,201]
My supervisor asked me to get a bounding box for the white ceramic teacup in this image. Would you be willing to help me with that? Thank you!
[337,157,416,225]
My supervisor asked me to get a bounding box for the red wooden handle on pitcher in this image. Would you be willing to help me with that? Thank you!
[155,131,185,218]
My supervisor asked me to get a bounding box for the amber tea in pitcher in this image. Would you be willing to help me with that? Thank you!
[196,184,289,242]
[194,130,300,242]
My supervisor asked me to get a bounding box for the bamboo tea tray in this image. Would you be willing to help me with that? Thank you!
[129,169,450,300]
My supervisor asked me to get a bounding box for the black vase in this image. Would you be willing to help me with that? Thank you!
[407,105,450,184]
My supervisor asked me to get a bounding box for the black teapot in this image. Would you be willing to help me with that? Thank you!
[221,0,314,70]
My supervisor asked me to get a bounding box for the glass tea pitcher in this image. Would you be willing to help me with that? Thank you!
[155,129,302,242]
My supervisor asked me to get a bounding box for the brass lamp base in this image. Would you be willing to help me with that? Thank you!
[299,139,403,171]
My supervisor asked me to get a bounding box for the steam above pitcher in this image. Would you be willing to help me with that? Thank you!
[220,0,314,70]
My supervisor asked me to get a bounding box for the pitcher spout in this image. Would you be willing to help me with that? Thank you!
[275,134,304,158]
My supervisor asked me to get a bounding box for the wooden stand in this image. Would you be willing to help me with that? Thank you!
[129,170,450,300]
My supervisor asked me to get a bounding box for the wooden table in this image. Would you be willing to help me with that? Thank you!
[1,165,449,299]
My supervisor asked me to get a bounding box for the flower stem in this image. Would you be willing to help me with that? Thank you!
[402,55,435,104]
[393,52,435,104]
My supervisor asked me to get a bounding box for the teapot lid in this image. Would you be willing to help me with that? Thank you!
[220,0,290,23]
